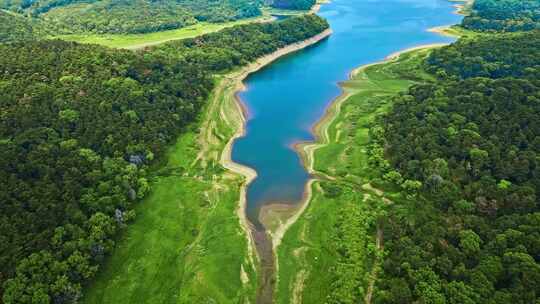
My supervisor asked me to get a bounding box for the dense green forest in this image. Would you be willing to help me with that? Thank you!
[271,0,316,10]
[373,31,540,303]
[0,14,329,303]
[0,0,263,35]
[426,31,540,79]
[0,0,321,40]
[0,10,43,42]
[462,0,540,32]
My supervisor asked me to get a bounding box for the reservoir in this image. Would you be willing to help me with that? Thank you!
[231,0,463,228]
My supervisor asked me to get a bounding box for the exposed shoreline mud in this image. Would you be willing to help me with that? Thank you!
[219,28,333,304]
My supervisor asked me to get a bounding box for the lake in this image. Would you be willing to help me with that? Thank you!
[232,0,463,228]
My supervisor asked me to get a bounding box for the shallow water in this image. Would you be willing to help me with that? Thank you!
[232,0,463,228]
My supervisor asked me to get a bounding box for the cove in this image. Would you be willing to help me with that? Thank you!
[231,0,463,229]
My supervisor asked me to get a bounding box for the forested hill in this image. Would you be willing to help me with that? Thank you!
[462,0,540,32]
[155,13,329,71]
[374,31,540,303]
[0,10,42,43]
[426,30,540,79]
[0,0,263,35]
[0,14,329,303]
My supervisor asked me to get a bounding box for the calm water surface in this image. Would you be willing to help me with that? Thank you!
[232,0,462,228]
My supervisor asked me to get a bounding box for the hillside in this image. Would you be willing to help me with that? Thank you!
[462,0,540,32]
[0,10,42,42]
[0,0,263,35]
[374,31,540,303]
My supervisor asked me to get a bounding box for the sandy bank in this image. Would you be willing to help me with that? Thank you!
[385,43,449,60]
[268,179,317,250]
[450,0,474,15]
[428,25,455,37]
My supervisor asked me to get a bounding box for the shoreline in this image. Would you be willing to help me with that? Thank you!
[311,0,331,14]
[295,41,450,165]
[426,0,472,37]
[428,25,456,37]
[240,0,471,300]
[216,28,332,302]
[220,27,333,244]
[384,43,449,60]
[284,43,446,238]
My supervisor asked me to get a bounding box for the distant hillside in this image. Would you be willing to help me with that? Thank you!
[0,10,45,43]
[0,0,263,35]
[462,0,540,32]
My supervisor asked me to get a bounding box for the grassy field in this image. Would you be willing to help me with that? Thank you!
[83,73,257,304]
[275,48,438,303]
[55,16,273,49]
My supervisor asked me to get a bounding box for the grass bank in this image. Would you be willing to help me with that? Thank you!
[82,71,259,303]
[274,47,441,303]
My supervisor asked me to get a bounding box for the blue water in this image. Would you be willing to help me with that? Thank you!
[232,0,462,228]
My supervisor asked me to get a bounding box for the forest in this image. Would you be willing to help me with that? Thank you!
[0,10,43,42]
[426,31,540,79]
[372,31,540,303]
[0,0,264,35]
[0,14,329,303]
[462,0,540,32]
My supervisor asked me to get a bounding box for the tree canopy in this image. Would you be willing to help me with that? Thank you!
[426,30,540,79]
[0,10,45,42]
[0,0,264,35]
[462,0,540,32]
[374,31,540,304]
